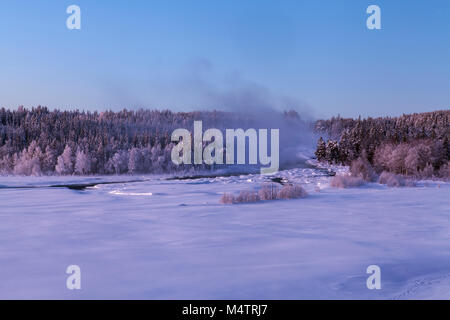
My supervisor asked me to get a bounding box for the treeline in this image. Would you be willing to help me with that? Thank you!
[314,110,450,179]
[0,107,239,175]
[0,106,303,176]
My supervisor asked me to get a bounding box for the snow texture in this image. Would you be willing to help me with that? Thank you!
[0,166,449,299]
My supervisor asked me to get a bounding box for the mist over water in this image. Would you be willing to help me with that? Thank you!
[141,59,319,169]
[100,59,318,170]
[183,59,318,169]
[217,110,316,170]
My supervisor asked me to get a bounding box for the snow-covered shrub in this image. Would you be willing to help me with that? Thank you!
[236,190,260,203]
[276,184,308,199]
[350,156,376,182]
[220,190,260,204]
[220,193,236,204]
[420,163,434,179]
[378,171,415,187]
[258,183,279,200]
[330,175,365,188]
[220,183,307,204]
[378,171,401,187]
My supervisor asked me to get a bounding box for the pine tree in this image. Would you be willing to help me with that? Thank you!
[325,140,340,164]
[315,137,326,161]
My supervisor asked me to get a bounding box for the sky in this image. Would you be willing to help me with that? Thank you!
[0,0,449,118]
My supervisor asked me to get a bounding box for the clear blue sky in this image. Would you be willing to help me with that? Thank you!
[0,0,449,118]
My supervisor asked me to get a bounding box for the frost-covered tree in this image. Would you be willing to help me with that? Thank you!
[75,149,91,175]
[43,146,57,174]
[0,107,447,177]
[109,150,129,174]
[55,145,74,175]
[55,156,67,175]
[12,140,42,176]
[405,144,431,175]
[128,147,143,174]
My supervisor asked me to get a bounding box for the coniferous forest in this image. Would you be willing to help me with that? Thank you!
[0,107,448,179]
[0,107,242,175]
[314,110,449,179]
[0,106,304,176]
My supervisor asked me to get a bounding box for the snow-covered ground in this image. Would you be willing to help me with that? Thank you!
[0,166,449,299]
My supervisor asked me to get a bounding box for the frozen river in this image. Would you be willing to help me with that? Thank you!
[0,168,449,299]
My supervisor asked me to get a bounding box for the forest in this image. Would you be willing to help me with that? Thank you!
[314,110,449,179]
[0,107,238,175]
[1,107,448,179]
[0,106,302,175]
